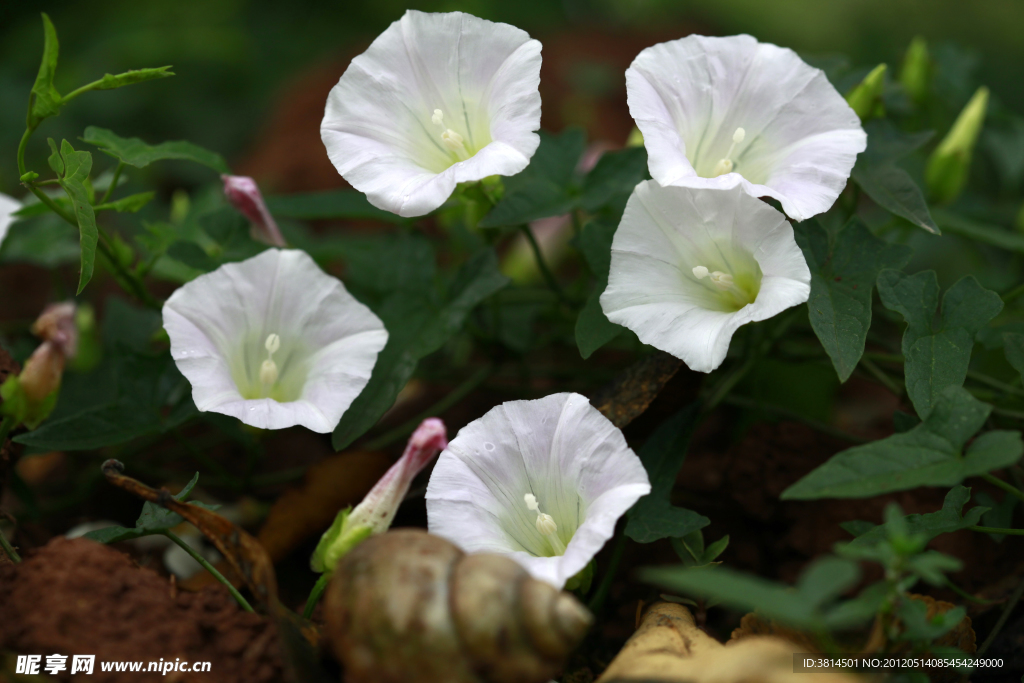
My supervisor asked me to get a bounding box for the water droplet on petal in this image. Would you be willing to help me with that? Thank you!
[483,442,495,452]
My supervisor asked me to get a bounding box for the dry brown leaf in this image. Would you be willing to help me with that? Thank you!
[597,602,862,683]
[257,450,391,563]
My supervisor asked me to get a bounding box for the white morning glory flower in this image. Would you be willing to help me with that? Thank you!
[321,10,542,217]
[600,181,810,373]
[0,193,20,249]
[162,249,388,433]
[626,34,866,221]
[425,392,651,589]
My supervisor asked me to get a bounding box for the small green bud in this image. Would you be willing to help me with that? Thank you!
[925,86,989,204]
[845,63,887,120]
[19,171,40,183]
[900,37,930,103]
[626,127,645,148]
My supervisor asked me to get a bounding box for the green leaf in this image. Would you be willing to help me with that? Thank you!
[28,13,63,128]
[81,126,229,174]
[844,486,989,547]
[99,191,156,214]
[478,129,585,228]
[264,190,402,223]
[851,120,938,234]
[795,217,911,381]
[897,600,965,641]
[331,249,509,450]
[51,140,98,294]
[574,219,623,359]
[877,271,1002,418]
[166,242,218,273]
[580,147,648,212]
[641,556,861,630]
[626,406,710,543]
[91,66,174,90]
[85,472,218,545]
[781,387,1023,499]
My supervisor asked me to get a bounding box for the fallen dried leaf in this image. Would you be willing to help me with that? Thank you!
[257,450,391,563]
[591,351,682,429]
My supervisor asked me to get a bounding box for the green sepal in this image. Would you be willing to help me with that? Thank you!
[925,86,989,204]
[310,507,374,574]
[0,375,59,430]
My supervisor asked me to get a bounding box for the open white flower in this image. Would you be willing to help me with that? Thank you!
[626,34,866,221]
[321,10,542,217]
[163,249,388,433]
[0,193,19,249]
[426,392,651,589]
[600,181,810,373]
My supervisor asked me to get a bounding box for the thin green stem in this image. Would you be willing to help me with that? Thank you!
[992,407,1024,421]
[26,185,77,225]
[968,525,1024,535]
[967,370,1024,397]
[303,572,332,620]
[981,473,1024,505]
[704,354,756,412]
[0,526,20,563]
[859,356,903,396]
[587,530,627,614]
[520,224,572,307]
[978,573,1024,654]
[363,364,494,451]
[1001,281,1024,305]
[17,127,34,176]
[98,161,125,205]
[944,577,996,605]
[722,395,868,444]
[163,531,253,613]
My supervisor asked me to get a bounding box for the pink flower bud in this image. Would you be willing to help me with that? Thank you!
[348,418,448,534]
[221,175,286,248]
[19,341,65,403]
[31,302,77,359]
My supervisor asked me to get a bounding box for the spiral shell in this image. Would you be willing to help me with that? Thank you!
[324,529,592,683]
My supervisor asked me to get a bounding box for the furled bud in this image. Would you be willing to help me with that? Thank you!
[846,63,887,121]
[221,175,286,248]
[900,37,930,103]
[1,302,78,429]
[312,418,448,573]
[926,86,989,204]
[31,302,77,358]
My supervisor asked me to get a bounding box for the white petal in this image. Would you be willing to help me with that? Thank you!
[162,249,388,432]
[626,34,866,221]
[321,10,542,217]
[600,181,810,373]
[0,193,20,249]
[426,393,650,589]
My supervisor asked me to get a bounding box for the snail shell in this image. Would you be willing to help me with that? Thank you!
[324,528,592,683]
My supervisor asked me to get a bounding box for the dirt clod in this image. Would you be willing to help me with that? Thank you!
[0,537,282,682]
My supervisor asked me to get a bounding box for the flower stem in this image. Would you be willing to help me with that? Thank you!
[968,525,1024,535]
[519,224,572,307]
[978,573,1024,654]
[363,364,493,451]
[303,572,331,620]
[162,531,253,613]
[858,356,904,396]
[587,530,627,615]
[981,473,1024,505]
[944,577,996,605]
[98,161,125,205]
[0,526,21,563]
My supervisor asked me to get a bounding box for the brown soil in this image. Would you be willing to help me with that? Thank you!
[0,537,282,682]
